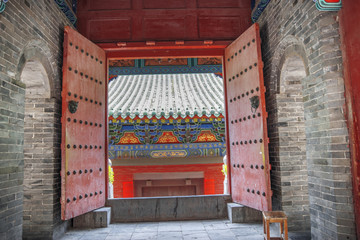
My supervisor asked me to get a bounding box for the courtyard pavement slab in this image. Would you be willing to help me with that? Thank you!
[60,219,310,240]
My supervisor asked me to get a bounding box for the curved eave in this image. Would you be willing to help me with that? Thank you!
[108,73,225,121]
[108,113,225,122]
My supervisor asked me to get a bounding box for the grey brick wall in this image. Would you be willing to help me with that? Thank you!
[266,39,310,232]
[0,0,71,239]
[23,97,62,240]
[0,0,357,239]
[257,1,356,239]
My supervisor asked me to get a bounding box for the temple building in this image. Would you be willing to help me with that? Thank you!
[0,1,359,239]
[107,60,226,198]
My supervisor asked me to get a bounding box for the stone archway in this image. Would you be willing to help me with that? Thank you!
[18,41,66,239]
[21,60,51,98]
[267,36,310,232]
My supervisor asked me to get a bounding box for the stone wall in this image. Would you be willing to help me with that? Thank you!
[0,1,71,239]
[107,195,232,223]
[257,0,356,239]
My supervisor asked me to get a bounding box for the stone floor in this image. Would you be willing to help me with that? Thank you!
[60,219,310,240]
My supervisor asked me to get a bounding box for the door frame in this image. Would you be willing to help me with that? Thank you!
[99,40,233,198]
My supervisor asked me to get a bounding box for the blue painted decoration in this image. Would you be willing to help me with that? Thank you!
[109,65,222,77]
[251,0,256,10]
[71,0,77,13]
[0,0,8,14]
[314,0,342,11]
[109,119,226,145]
[251,0,271,23]
[108,117,226,159]
[54,0,77,26]
[109,142,227,159]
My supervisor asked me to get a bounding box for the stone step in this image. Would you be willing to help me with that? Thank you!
[108,195,231,222]
[73,207,111,228]
[227,203,262,223]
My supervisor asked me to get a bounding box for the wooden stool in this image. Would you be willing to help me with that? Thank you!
[262,211,288,240]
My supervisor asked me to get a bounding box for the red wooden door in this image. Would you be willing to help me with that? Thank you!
[225,23,272,211]
[76,0,252,43]
[61,26,107,220]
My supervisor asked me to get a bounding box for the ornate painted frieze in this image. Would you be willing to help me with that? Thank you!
[108,117,226,159]
[157,132,180,144]
[109,117,226,146]
[133,121,162,144]
[109,142,226,159]
[172,121,202,143]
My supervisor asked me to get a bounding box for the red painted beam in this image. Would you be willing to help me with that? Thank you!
[98,41,229,59]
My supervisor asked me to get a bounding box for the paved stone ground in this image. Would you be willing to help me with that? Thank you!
[60,219,310,240]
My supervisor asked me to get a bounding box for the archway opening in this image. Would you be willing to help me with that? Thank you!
[21,59,55,237]
[269,52,310,232]
[107,57,227,199]
[21,60,50,98]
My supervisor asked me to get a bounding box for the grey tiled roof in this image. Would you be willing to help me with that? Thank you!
[108,73,224,119]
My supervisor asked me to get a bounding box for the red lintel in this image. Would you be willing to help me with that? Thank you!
[98,41,229,59]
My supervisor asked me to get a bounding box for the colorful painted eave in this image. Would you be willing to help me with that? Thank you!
[251,0,270,23]
[109,142,226,159]
[109,114,225,123]
[251,0,341,23]
[54,0,77,26]
[108,73,225,120]
[109,65,222,77]
[314,0,342,11]
[0,0,9,13]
